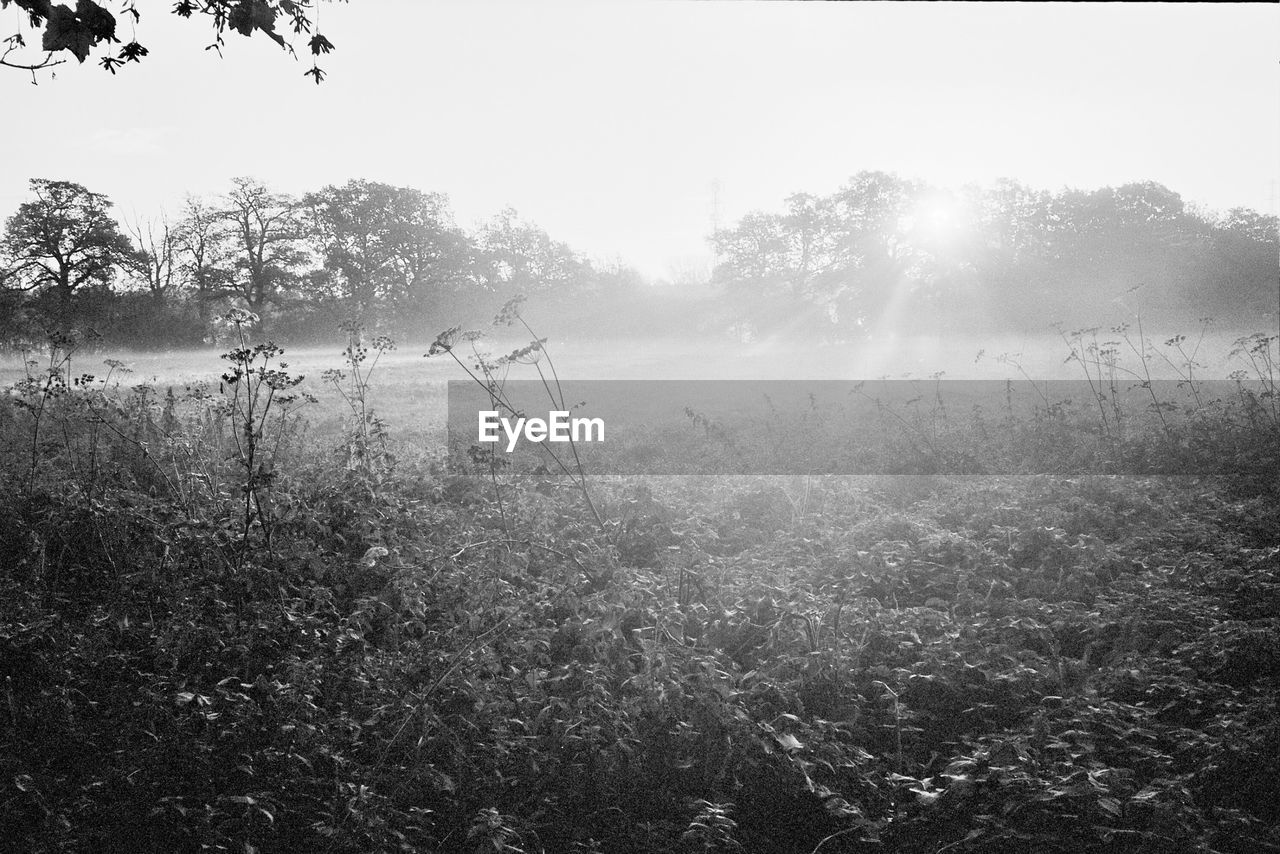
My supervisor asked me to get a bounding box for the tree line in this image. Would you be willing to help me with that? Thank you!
[1,172,1275,350]
[0,176,649,348]
[710,172,1278,339]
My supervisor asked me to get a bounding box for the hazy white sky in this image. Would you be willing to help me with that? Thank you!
[1,1,1276,278]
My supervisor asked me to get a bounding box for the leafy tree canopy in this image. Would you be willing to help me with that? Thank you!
[302,180,473,325]
[0,177,136,329]
[0,0,336,82]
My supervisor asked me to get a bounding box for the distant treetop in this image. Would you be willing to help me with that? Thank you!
[0,0,336,83]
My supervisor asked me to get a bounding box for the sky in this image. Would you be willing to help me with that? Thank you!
[1,1,1277,279]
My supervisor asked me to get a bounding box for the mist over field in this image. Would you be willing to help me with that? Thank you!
[1,328,1266,382]
[3,325,1265,459]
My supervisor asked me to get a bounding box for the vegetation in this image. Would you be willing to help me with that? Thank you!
[2,173,1276,350]
[709,174,1277,339]
[1,0,334,82]
[2,305,1278,852]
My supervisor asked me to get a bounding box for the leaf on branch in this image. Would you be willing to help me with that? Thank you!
[119,40,147,62]
[307,32,333,55]
[75,0,116,39]
[304,64,325,84]
[42,5,94,62]
[228,0,283,46]
[39,0,116,62]
[17,0,54,27]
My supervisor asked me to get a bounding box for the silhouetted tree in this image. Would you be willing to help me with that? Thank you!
[1,178,134,333]
[302,180,474,331]
[215,177,307,328]
[176,196,236,333]
[122,214,181,308]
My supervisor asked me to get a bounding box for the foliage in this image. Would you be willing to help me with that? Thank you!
[0,178,136,334]
[0,0,335,83]
[215,307,311,564]
[302,179,475,330]
[1,175,640,347]
[2,319,1279,852]
[430,295,606,535]
[2,172,1274,348]
[710,172,1278,340]
[322,319,396,482]
[216,177,310,322]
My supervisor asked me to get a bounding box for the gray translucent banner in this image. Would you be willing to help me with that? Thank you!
[445,379,1278,476]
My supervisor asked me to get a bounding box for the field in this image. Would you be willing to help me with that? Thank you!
[0,324,1260,438]
[2,322,1279,853]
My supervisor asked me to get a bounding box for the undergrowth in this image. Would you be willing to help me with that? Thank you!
[1,308,1278,853]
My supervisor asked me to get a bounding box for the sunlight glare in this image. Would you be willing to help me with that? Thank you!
[903,193,969,248]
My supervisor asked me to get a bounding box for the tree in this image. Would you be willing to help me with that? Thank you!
[216,177,306,325]
[711,172,1280,336]
[1218,207,1279,246]
[710,172,929,336]
[302,179,473,329]
[476,208,594,313]
[820,171,921,317]
[176,196,237,331]
[0,0,335,83]
[1,178,134,331]
[710,210,791,296]
[1211,207,1279,322]
[122,214,181,307]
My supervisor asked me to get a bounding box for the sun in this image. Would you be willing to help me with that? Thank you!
[902,193,969,248]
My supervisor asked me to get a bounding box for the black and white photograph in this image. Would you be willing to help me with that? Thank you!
[1,2,1278,851]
